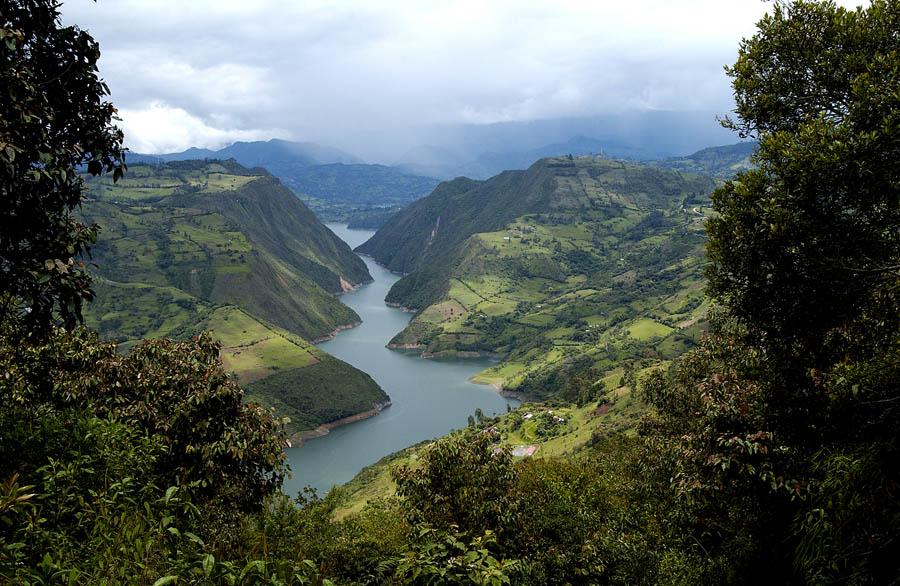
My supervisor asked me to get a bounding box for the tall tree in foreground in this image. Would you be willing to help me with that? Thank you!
[1,0,125,335]
[1,4,290,579]
[641,1,899,583]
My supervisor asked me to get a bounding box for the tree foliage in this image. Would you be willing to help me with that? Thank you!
[640,2,900,583]
[1,0,125,335]
[0,327,287,515]
[711,0,900,364]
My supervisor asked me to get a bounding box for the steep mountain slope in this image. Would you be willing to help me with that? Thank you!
[80,161,388,436]
[359,156,716,398]
[82,160,370,339]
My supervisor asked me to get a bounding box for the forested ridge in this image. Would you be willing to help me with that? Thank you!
[1,1,898,584]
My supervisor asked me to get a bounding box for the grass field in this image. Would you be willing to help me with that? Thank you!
[87,163,260,201]
[207,307,321,385]
[389,202,710,401]
[627,318,674,341]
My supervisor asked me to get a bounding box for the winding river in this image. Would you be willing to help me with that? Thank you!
[282,224,516,496]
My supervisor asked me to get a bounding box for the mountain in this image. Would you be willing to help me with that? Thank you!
[279,163,439,229]
[424,136,610,180]
[127,138,361,168]
[129,139,439,228]
[358,156,716,398]
[80,160,388,437]
[652,141,757,179]
[82,160,370,338]
[280,163,440,207]
[396,111,739,178]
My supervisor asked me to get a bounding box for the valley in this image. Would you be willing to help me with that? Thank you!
[283,225,517,496]
[84,152,730,496]
[5,2,893,581]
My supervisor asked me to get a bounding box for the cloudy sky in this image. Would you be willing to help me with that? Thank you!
[61,0,866,160]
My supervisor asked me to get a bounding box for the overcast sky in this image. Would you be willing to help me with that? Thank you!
[61,0,867,160]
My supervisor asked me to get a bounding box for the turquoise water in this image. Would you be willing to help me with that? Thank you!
[281,224,516,496]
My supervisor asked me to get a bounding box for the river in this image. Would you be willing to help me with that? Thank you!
[282,224,517,496]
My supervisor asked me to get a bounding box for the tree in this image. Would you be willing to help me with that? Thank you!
[1,0,125,335]
[393,433,517,536]
[640,2,900,583]
[0,328,287,515]
[709,0,899,366]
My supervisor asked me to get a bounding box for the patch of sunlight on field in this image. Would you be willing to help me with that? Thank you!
[201,173,259,192]
[627,318,674,341]
[207,307,320,384]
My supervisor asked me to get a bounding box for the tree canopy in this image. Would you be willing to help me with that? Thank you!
[1,0,125,335]
[642,1,900,582]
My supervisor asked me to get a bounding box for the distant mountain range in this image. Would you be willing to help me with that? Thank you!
[127,138,361,167]
[129,140,439,210]
[395,111,741,178]
[279,163,440,207]
[126,123,751,225]
[651,141,757,179]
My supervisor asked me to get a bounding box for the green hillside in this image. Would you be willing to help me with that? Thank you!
[337,364,651,517]
[82,160,370,340]
[289,164,437,228]
[80,161,389,436]
[358,156,716,399]
[653,141,757,179]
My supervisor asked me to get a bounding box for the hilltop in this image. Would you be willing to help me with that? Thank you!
[80,160,389,437]
[130,139,439,229]
[358,156,716,399]
[395,111,738,178]
[652,141,757,179]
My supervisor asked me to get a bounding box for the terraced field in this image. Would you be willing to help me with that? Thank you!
[81,161,388,437]
[365,156,716,400]
[208,307,321,385]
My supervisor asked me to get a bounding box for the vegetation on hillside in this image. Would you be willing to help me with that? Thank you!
[292,163,438,229]
[652,141,757,179]
[286,163,439,208]
[360,156,716,399]
[78,160,389,435]
[302,199,402,230]
[81,160,370,341]
[46,97,393,439]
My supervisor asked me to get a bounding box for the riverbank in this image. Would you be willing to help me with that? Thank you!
[468,375,522,400]
[292,400,393,444]
[311,321,361,343]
